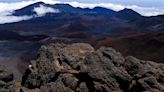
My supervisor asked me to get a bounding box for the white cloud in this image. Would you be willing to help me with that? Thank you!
[0,15,32,24]
[0,1,37,24]
[0,1,35,13]
[67,2,124,11]
[125,5,164,16]
[33,5,60,16]
[0,10,32,24]
[0,0,60,13]
[0,0,60,24]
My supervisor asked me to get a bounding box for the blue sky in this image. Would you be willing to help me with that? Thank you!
[1,0,164,12]
[0,0,164,10]
[1,0,164,7]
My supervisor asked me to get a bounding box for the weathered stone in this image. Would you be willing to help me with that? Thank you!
[0,65,14,92]
[19,43,164,92]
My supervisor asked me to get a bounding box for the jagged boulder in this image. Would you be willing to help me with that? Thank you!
[0,65,14,92]
[20,43,164,92]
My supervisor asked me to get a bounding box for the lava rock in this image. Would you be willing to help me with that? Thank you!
[0,65,14,92]
[20,43,164,92]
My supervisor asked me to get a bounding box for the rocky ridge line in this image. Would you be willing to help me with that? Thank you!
[1,43,164,92]
[20,43,164,92]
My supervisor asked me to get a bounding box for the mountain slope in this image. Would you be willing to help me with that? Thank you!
[0,2,143,38]
[0,2,164,42]
[92,30,164,62]
[13,2,45,16]
[13,2,116,16]
[116,8,142,21]
[8,2,163,33]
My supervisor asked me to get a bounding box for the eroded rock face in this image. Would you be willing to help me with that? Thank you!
[20,43,164,92]
[0,65,14,92]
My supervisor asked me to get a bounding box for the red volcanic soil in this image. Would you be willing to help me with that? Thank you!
[86,30,164,63]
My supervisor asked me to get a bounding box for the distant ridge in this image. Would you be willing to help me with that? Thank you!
[13,2,46,16]
[0,1,164,37]
[13,2,140,17]
[116,8,142,20]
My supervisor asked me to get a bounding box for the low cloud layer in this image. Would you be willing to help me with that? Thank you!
[0,0,164,24]
[0,15,32,24]
[0,1,35,24]
[0,0,60,24]
[33,5,60,16]
[0,10,32,24]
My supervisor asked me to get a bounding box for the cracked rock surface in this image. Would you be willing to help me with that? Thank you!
[20,43,164,92]
[0,65,14,92]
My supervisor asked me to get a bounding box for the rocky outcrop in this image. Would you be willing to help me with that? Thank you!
[0,65,14,92]
[16,43,164,92]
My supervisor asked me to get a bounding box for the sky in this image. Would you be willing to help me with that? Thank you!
[1,0,164,8]
[0,0,164,24]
